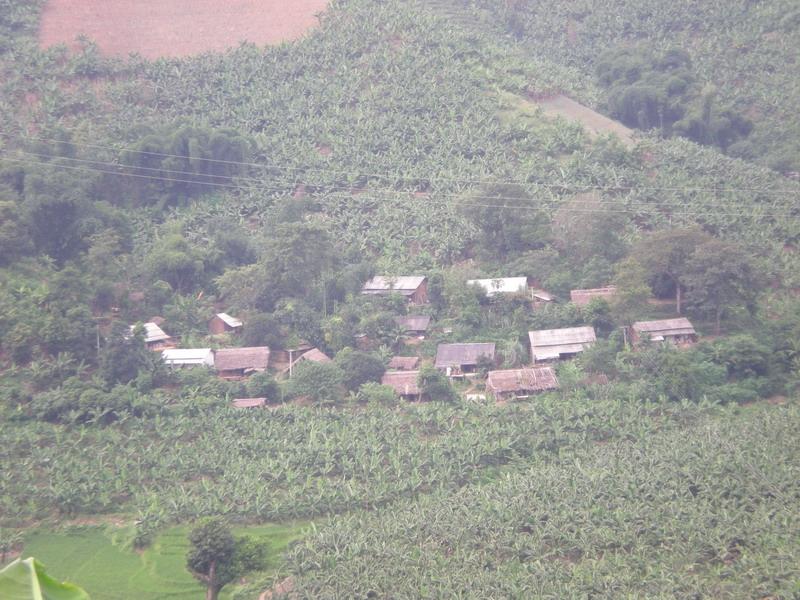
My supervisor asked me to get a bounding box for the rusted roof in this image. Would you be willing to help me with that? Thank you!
[381,371,420,396]
[362,276,426,295]
[215,346,270,371]
[486,367,559,394]
[633,318,696,337]
[231,398,266,408]
[529,326,596,361]
[299,348,332,363]
[394,315,431,332]
[570,287,617,306]
[387,356,420,370]
[434,343,496,368]
[467,277,528,296]
[214,313,243,328]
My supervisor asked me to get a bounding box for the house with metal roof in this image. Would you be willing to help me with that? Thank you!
[214,346,270,379]
[130,322,173,351]
[467,277,529,297]
[570,287,617,306]
[209,313,243,335]
[381,371,421,401]
[162,348,215,368]
[486,367,559,400]
[361,276,428,304]
[529,326,596,362]
[231,398,267,409]
[434,342,496,377]
[631,318,697,346]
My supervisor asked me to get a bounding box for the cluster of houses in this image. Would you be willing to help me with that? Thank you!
[131,275,699,405]
[363,275,698,402]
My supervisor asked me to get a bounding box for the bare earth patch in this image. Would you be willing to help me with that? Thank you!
[532,94,635,148]
[39,0,329,59]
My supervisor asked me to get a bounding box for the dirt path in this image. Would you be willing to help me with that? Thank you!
[533,94,635,148]
[39,0,329,59]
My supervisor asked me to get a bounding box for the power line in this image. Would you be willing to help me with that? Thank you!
[1,130,798,197]
[2,154,797,219]
[5,147,796,211]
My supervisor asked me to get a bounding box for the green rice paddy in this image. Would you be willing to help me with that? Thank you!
[20,522,308,599]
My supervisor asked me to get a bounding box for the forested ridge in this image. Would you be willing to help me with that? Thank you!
[0,1,798,598]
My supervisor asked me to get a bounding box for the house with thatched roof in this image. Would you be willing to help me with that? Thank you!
[486,367,559,400]
[394,315,431,336]
[381,371,421,401]
[434,342,496,377]
[570,287,617,306]
[362,276,428,304]
[214,346,270,379]
[529,326,596,362]
[387,356,420,371]
[631,318,697,346]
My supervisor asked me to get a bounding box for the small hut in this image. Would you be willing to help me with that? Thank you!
[209,313,243,335]
[486,367,559,400]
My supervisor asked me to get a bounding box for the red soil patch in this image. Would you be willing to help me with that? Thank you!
[38,0,329,59]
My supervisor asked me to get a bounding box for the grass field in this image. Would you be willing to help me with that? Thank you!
[20,522,308,599]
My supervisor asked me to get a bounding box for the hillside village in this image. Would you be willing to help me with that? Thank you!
[1,0,799,598]
[149,275,705,405]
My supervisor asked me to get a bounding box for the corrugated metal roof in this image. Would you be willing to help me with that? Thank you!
[215,313,243,328]
[162,348,214,366]
[531,289,554,301]
[231,398,266,408]
[394,315,431,332]
[570,287,617,306]
[529,326,596,360]
[362,276,426,292]
[215,347,270,371]
[466,277,528,296]
[387,356,420,370]
[435,343,496,368]
[381,371,420,396]
[487,367,559,394]
[633,318,696,336]
[131,322,171,344]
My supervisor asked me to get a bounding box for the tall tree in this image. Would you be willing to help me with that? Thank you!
[635,227,711,314]
[681,240,762,334]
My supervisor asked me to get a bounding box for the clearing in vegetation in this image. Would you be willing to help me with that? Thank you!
[532,93,636,147]
[38,0,329,58]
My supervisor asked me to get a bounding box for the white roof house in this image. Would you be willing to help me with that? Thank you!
[467,277,528,297]
[215,313,243,328]
[529,326,597,362]
[162,348,215,368]
[362,276,426,296]
[131,322,171,344]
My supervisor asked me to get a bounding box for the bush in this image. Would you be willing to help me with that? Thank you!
[285,361,344,404]
[334,348,385,392]
[418,365,457,402]
[244,372,279,401]
[356,382,398,406]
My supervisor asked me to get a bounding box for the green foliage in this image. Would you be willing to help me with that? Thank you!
[355,382,399,406]
[186,520,268,599]
[334,348,386,392]
[99,323,152,386]
[682,239,763,333]
[244,372,279,401]
[144,232,210,294]
[0,557,89,600]
[284,361,344,405]
[417,365,457,402]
